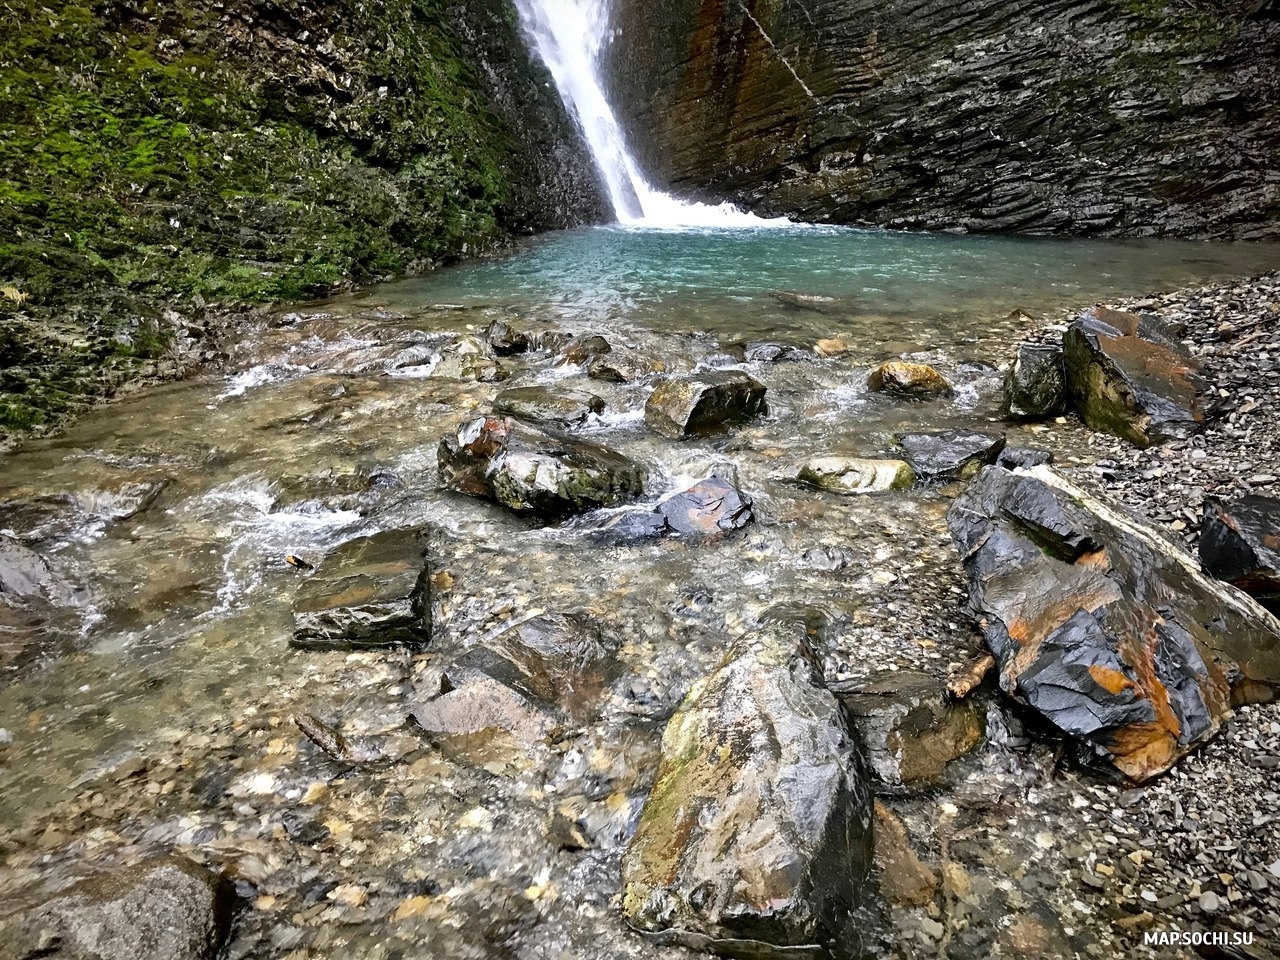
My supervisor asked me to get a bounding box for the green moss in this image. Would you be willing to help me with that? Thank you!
[0,0,527,437]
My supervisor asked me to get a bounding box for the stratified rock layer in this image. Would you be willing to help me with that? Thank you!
[622,625,873,956]
[1005,344,1067,420]
[608,0,1280,239]
[1200,495,1280,612]
[949,466,1280,782]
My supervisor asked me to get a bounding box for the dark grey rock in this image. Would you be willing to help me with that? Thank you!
[558,335,612,366]
[645,371,767,438]
[291,527,431,650]
[483,319,530,356]
[657,475,754,536]
[1063,306,1206,448]
[998,446,1055,470]
[587,351,666,383]
[1200,495,1280,612]
[0,857,235,960]
[493,385,605,429]
[1005,343,1067,419]
[622,624,874,955]
[438,416,647,521]
[948,465,1280,782]
[896,430,1006,482]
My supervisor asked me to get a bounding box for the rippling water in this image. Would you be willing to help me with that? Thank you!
[0,226,1277,958]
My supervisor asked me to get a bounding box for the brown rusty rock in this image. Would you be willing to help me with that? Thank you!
[873,802,938,908]
[656,475,754,536]
[949,465,1280,782]
[868,361,953,398]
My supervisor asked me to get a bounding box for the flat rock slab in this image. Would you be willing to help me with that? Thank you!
[622,625,873,955]
[1004,343,1066,419]
[1201,495,1280,612]
[896,430,1006,482]
[1063,306,1206,448]
[645,372,767,438]
[797,457,914,494]
[0,857,235,960]
[439,416,646,521]
[657,475,754,535]
[493,385,605,429]
[291,527,431,650]
[949,465,1280,782]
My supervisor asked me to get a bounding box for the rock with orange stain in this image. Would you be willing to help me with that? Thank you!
[1200,495,1280,614]
[1063,306,1206,448]
[949,465,1280,782]
[621,623,874,955]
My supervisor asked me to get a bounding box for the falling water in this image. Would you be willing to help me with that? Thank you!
[514,0,786,228]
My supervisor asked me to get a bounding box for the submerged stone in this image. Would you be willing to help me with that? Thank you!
[1063,306,1206,447]
[291,527,431,650]
[1004,343,1066,419]
[1200,495,1280,612]
[745,341,814,363]
[0,857,235,960]
[622,624,873,956]
[657,475,754,536]
[438,416,646,521]
[896,430,1006,482]
[868,361,953,398]
[797,457,914,494]
[644,371,767,438]
[949,466,1280,782]
[493,385,605,429]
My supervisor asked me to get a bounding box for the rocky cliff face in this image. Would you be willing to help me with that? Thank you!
[607,0,1280,238]
[0,0,605,437]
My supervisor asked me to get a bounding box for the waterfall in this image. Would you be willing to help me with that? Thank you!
[513,0,786,229]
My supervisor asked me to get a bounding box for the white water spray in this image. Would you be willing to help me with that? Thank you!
[514,0,787,228]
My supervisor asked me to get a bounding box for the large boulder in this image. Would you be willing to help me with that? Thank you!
[867,361,952,399]
[1062,306,1206,448]
[948,466,1280,782]
[797,457,914,494]
[896,430,1006,482]
[291,527,431,650]
[1004,343,1066,419]
[657,476,754,536]
[645,372,767,438]
[1200,496,1280,613]
[0,857,235,960]
[438,416,646,520]
[493,385,605,429]
[622,625,874,955]
[483,319,531,356]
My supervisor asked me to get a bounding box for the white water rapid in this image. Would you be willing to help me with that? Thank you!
[513,0,787,228]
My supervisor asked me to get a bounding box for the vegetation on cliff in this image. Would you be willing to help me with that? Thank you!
[0,0,601,438]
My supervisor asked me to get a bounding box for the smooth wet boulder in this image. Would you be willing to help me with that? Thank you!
[948,466,1280,782]
[868,361,953,399]
[493,385,605,429]
[291,527,431,650]
[1004,343,1066,419]
[484,318,531,356]
[657,476,754,536]
[588,351,667,383]
[432,352,508,383]
[558,334,612,366]
[644,371,767,438]
[832,672,985,788]
[797,457,914,494]
[896,430,1006,482]
[744,341,814,363]
[0,857,235,960]
[1063,306,1206,447]
[1200,496,1280,612]
[438,416,646,520]
[622,624,873,955]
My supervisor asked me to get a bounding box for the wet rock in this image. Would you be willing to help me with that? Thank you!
[657,475,754,536]
[1004,343,1067,419]
[699,344,748,368]
[291,527,431,650]
[744,341,814,363]
[896,430,1006,482]
[588,351,667,383]
[797,456,914,494]
[439,416,646,520]
[948,465,1280,782]
[773,292,849,314]
[644,371,767,438]
[484,319,530,356]
[873,802,938,907]
[998,446,1055,470]
[1063,306,1206,448]
[292,713,388,768]
[0,536,81,679]
[558,334,612,365]
[833,671,986,788]
[1200,496,1280,612]
[0,534,56,599]
[868,361,953,398]
[493,385,605,429]
[0,857,235,960]
[530,330,573,353]
[432,352,508,383]
[583,508,671,543]
[622,624,873,955]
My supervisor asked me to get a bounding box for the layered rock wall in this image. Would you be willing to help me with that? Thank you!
[607,0,1280,237]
